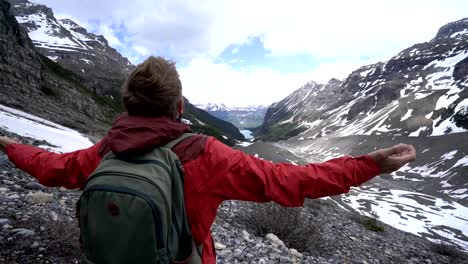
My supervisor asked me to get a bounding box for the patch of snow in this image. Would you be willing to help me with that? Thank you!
[181,118,192,125]
[414,92,433,100]
[237,142,253,147]
[453,156,468,168]
[47,56,59,62]
[441,150,458,160]
[409,126,427,137]
[278,117,294,125]
[400,109,413,121]
[432,118,467,136]
[0,104,93,153]
[343,188,468,250]
[80,58,92,64]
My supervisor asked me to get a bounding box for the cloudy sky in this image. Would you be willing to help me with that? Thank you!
[33,0,468,107]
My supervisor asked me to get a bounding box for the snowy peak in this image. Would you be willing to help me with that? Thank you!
[11,0,107,53]
[257,18,468,141]
[196,103,268,129]
[195,103,268,113]
[8,0,133,96]
[435,17,468,39]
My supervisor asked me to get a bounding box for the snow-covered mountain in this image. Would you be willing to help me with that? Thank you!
[246,17,468,250]
[0,0,244,146]
[256,18,468,141]
[8,0,133,96]
[195,103,268,129]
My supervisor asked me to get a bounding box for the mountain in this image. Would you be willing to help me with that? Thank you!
[1,0,244,145]
[257,18,468,141]
[8,0,133,97]
[0,0,119,137]
[195,103,268,129]
[256,79,343,140]
[246,18,468,249]
[184,99,246,144]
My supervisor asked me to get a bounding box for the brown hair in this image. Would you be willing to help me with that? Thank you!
[123,56,182,118]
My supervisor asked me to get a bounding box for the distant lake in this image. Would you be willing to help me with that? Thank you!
[240,129,253,139]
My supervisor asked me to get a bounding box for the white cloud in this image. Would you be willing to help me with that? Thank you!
[179,57,353,107]
[34,0,468,62]
[31,0,468,106]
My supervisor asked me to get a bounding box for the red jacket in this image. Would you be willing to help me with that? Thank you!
[5,113,380,263]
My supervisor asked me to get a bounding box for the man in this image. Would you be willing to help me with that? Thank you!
[0,56,416,263]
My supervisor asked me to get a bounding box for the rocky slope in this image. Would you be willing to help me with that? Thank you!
[256,18,468,141]
[8,0,133,97]
[0,0,244,145]
[0,0,119,137]
[195,103,268,129]
[0,124,466,263]
[184,99,246,144]
[247,17,468,252]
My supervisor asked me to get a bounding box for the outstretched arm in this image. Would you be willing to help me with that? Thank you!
[0,135,103,189]
[203,138,416,206]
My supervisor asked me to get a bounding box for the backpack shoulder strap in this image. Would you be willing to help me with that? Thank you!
[163,133,196,150]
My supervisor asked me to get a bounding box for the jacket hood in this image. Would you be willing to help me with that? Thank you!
[99,113,192,156]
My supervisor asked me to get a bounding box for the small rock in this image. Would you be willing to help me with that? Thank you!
[265,233,286,248]
[39,247,45,252]
[242,229,253,242]
[24,182,46,191]
[50,211,58,221]
[12,184,22,190]
[215,242,227,250]
[31,241,39,249]
[2,224,12,230]
[39,226,45,232]
[424,259,432,264]
[7,194,19,199]
[0,187,8,193]
[3,180,14,185]
[12,228,35,237]
[29,192,54,204]
[290,249,303,258]
[218,249,232,256]
[0,218,10,226]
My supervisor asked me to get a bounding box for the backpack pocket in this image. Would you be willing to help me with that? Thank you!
[79,185,168,264]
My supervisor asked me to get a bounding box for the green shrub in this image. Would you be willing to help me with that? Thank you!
[432,241,466,261]
[240,202,322,253]
[361,216,385,232]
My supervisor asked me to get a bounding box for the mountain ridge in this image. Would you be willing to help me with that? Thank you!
[256,17,468,141]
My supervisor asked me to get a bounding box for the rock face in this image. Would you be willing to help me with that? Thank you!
[184,98,246,143]
[0,0,117,136]
[1,0,244,144]
[248,17,468,251]
[8,0,133,97]
[256,17,468,141]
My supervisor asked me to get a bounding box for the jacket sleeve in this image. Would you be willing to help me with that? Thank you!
[5,141,103,189]
[203,137,381,207]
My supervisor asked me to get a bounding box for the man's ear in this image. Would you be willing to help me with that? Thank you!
[178,97,184,117]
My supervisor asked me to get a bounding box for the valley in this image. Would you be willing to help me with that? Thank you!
[0,0,467,263]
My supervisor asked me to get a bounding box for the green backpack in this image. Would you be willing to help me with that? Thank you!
[77,133,202,264]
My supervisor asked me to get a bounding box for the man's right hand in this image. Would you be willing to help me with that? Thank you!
[0,136,19,153]
[367,143,416,174]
